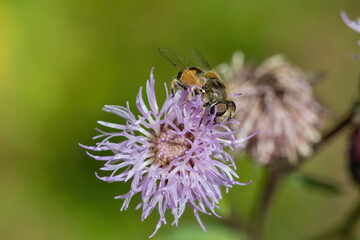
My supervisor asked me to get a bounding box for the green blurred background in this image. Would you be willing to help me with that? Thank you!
[1,0,360,239]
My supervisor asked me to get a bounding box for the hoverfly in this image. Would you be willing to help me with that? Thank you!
[158,47,236,123]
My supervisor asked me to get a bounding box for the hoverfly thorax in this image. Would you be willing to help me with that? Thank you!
[202,74,228,105]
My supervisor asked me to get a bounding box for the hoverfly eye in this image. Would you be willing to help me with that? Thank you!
[215,103,228,117]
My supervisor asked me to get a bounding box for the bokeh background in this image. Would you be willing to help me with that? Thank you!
[1,0,360,239]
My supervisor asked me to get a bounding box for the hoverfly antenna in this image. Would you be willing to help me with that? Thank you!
[230,92,242,98]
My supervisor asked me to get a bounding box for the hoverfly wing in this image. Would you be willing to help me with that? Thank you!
[189,47,213,70]
[158,47,196,72]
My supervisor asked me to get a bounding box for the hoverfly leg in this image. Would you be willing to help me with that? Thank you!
[198,106,207,127]
[190,86,202,97]
[171,78,187,95]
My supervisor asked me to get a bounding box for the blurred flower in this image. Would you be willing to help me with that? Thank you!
[218,53,327,165]
[349,127,360,185]
[81,68,251,237]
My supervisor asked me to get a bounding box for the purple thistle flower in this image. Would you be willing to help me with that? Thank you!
[81,68,251,237]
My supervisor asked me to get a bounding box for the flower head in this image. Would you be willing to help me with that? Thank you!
[81,68,251,237]
[218,53,327,165]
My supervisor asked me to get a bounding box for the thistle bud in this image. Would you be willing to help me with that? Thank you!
[218,53,327,165]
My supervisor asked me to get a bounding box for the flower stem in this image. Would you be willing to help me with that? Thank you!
[248,163,288,240]
[246,102,358,240]
[222,101,358,239]
[312,104,356,153]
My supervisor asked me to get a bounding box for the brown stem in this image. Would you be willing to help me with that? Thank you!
[223,102,358,239]
[248,164,288,240]
[312,107,355,153]
[246,104,358,240]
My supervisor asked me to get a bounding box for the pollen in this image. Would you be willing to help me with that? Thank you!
[151,124,193,167]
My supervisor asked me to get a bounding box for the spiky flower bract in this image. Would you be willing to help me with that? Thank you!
[81,68,251,237]
[218,53,327,165]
